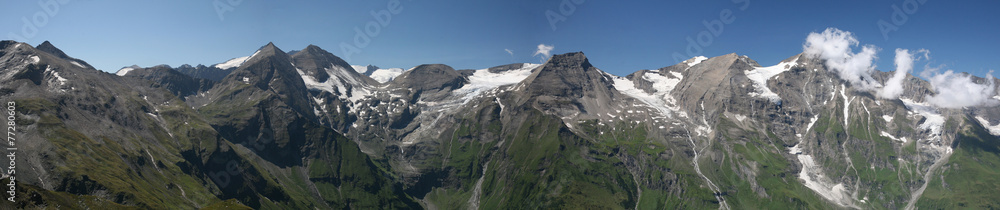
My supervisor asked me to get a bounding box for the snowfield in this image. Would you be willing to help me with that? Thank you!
[745,57,797,103]
[452,63,540,103]
[214,56,251,69]
[116,65,138,76]
[297,65,372,103]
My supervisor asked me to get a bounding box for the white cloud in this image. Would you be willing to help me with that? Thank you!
[505,49,514,56]
[803,28,881,90]
[533,44,554,62]
[878,49,927,99]
[922,66,998,108]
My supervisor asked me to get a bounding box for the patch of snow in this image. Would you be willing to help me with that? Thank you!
[70,61,85,68]
[686,56,708,67]
[797,154,856,207]
[734,114,747,122]
[975,116,1000,136]
[695,125,711,137]
[248,50,261,60]
[242,77,249,83]
[43,67,67,86]
[880,131,907,143]
[495,97,505,114]
[28,56,39,64]
[900,98,945,138]
[369,68,405,83]
[882,115,893,123]
[841,85,854,126]
[745,57,798,103]
[296,65,373,103]
[643,71,684,97]
[213,56,251,69]
[806,115,819,132]
[610,71,684,119]
[116,65,138,76]
[787,143,803,155]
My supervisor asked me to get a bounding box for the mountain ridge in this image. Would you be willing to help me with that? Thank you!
[2,39,1000,209]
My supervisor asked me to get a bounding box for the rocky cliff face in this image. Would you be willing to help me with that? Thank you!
[3,40,999,209]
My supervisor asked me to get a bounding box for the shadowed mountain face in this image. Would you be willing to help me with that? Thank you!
[2,40,1000,209]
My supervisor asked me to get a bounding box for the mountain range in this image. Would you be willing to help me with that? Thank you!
[1,39,998,209]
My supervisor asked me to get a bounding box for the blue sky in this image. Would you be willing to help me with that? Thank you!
[2,0,998,78]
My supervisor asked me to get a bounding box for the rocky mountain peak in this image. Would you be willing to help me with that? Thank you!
[34,40,95,69]
[35,41,67,58]
[391,64,465,92]
[519,52,612,99]
[668,53,760,118]
[290,44,357,83]
[512,52,622,118]
[206,42,314,118]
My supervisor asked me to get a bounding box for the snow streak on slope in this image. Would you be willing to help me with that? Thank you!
[900,98,945,140]
[70,61,85,68]
[213,56,251,69]
[975,116,1000,136]
[745,57,798,103]
[880,131,907,143]
[788,143,858,208]
[610,71,683,118]
[297,65,372,102]
[44,67,67,86]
